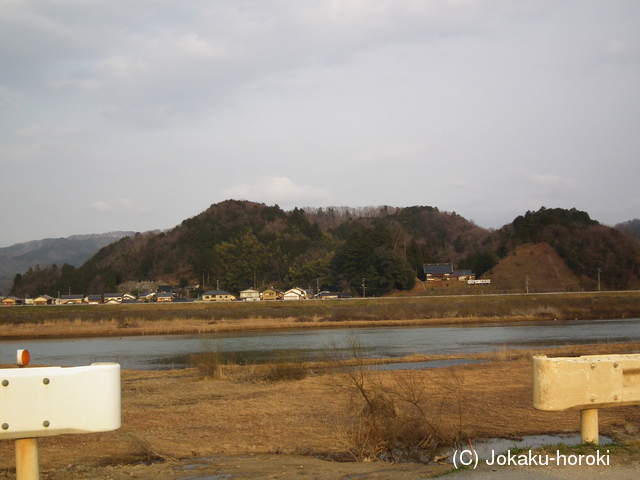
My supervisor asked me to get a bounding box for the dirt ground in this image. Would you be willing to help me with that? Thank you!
[1,350,640,479]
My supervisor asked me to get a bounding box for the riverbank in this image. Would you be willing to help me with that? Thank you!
[1,291,640,340]
[0,343,639,480]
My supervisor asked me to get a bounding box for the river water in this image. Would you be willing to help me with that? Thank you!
[1,318,638,370]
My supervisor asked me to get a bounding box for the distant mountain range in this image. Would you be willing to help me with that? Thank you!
[0,232,135,295]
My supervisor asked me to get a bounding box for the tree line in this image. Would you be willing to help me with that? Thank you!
[10,202,640,298]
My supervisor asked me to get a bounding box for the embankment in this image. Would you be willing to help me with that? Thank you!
[1,291,639,339]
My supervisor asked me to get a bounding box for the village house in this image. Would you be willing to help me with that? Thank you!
[317,291,352,299]
[1,296,23,306]
[58,294,84,305]
[157,285,175,294]
[201,290,236,302]
[156,292,174,302]
[282,287,308,300]
[239,289,260,301]
[261,288,280,301]
[103,293,123,304]
[33,295,55,305]
[85,294,103,304]
[138,291,156,302]
[423,263,475,282]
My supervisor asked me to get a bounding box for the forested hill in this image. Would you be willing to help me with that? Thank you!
[9,202,640,297]
[10,201,486,297]
[492,207,640,290]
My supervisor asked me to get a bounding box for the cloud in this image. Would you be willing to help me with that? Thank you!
[2,1,559,127]
[90,201,111,212]
[520,171,583,198]
[221,176,333,206]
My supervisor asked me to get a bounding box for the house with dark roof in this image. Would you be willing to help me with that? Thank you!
[103,293,123,304]
[33,295,55,305]
[156,292,174,302]
[202,290,236,302]
[1,296,23,306]
[59,294,85,305]
[85,294,103,304]
[423,263,475,282]
[316,291,352,299]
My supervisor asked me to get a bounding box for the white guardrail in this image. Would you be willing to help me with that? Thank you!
[0,351,121,480]
[533,353,640,444]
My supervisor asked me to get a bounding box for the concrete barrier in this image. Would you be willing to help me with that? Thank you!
[533,353,640,444]
[0,361,121,480]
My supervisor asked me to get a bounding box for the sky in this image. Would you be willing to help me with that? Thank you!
[1,0,640,247]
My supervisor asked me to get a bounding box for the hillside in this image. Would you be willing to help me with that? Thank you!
[0,232,135,295]
[494,207,640,290]
[9,201,488,298]
[8,203,640,298]
[483,243,582,293]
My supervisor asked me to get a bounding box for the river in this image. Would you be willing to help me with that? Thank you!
[1,318,638,369]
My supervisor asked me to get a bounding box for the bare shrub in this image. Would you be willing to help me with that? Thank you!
[329,335,471,463]
[189,347,311,383]
[262,350,311,382]
[188,349,226,379]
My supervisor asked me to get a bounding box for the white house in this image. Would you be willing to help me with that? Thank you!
[283,287,308,300]
[239,289,260,301]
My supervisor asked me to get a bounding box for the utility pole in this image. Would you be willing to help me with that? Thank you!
[597,268,602,291]
[525,275,530,294]
[362,278,366,298]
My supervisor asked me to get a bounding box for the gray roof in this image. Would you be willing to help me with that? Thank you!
[423,264,454,275]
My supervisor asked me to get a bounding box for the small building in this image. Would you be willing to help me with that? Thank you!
[317,291,352,299]
[1,296,23,306]
[283,287,308,300]
[85,294,103,304]
[156,292,174,302]
[423,263,475,282]
[239,289,261,301]
[261,288,280,301]
[103,293,123,303]
[202,290,235,302]
[138,291,156,302]
[157,285,175,294]
[33,295,55,305]
[59,295,85,305]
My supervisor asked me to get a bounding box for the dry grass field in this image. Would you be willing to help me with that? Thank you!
[2,290,640,341]
[1,343,640,479]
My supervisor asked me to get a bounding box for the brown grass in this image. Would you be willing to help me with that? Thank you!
[1,342,639,475]
[3,290,640,341]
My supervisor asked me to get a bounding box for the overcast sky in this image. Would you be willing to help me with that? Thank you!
[1,1,639,247]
